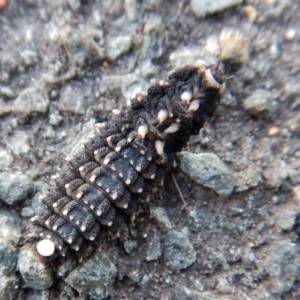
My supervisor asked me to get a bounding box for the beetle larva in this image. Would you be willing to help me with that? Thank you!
[28,60,228,265]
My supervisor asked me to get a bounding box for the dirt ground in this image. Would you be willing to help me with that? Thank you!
[0,0,299,299]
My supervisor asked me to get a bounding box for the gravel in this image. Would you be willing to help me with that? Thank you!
[0,0,299,299]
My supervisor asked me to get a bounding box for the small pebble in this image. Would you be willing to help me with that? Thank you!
[267,127,279,136]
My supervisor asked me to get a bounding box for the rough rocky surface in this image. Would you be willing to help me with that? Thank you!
[0,0,299,299]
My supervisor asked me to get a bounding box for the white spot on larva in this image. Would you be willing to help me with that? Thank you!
[90,175,96,182]
[164,123,180,134]
[204,68,221,89]
[46,235,51,239]
[70,216,74,221]
[126,179,131,185]
[76,221,79,225]
[180,91,192,102]
[39,233,43,237]
[75,246,79,251]
[96,210,102,216]
[81,226,86,232]
[138,188,143,193]
[112,109,120,115]
[103,158,110,165]
[157,109,168,124]
[90,205,95,210]
[68,238,73,244]
[79,166,85,172]
[155,140,164,155]
[169,112,174,118]
[115,146,121,152]
[105,188,110,193]
[112,193,118,200]
[106,136,112,143]
[76,192,83,199]
[107,221,113,226]
[123,203,128,209]
[138,124,148,139]
[52,225,58,231]
[65,183,70,189]
[63,210,68,216]
[65,156,72,162]
[95,122,106,128]
[130,160,134,165]
[119,173,123,178]
[111,166,116,171]
[45,220,50,226]
[84,200,88,205]
[36,239,55,257]
[194,60,208,72]
[124,154,128,158]
[39,195,46,201]
[150,174,155,179]
[158,80,168,87]
[90,236,95,241]
[136,166,142,172]
[53,202,58,208]
[188,99,201,112]
[94,149,99,155]
[58,245,62,250]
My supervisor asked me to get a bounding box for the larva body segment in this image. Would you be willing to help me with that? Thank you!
[29,61,227,264]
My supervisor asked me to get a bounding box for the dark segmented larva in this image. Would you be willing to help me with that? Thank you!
[28,60,228,265]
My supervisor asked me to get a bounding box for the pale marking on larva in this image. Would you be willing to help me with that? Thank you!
[188,99,201,112]
[36,239,55,257]
[164,123,180,134]
[157,109,168,124]
[155,140,164,155]
[107,221,113,226]
[138,124,148,139]
[180,91,192,102]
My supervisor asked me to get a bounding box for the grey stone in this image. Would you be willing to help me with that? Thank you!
[219,28,249,64]
[19,49,39,67]
[0,86,15,99]
[67,0,81,12]
[64,249,117,299]
[146,235,161,261]
[17,245,54,290]
[262,161,288,188]
[124,239,138,254]
[0,100,12,117]
[7,130,31,156]
[0,172,33,205]
[0,240,18,275]
[21,206,35,218]
[243,89,273,117]
[48,108,63,126]
[58,85,96,115]
[0,212,21,245]
[275,210,298,231]
[0,275,19,300]
[60,28,105,66]
[106,36,132,61]
[128,269,141,283]
[288,169,300,184]
[0,149,13,168]
[13,87,49,115]
[287,112,300,134]
[293,185,300,206]
[121,75,148,107]
[125,0,143,22]
[142,15,164,60]
[261,240,300,294]
[24,289,50,300]
[30,182,48,215]
[191,0,242,18]
[177,151,234,197]
[164,230,196,271]
[150,207,172,228]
